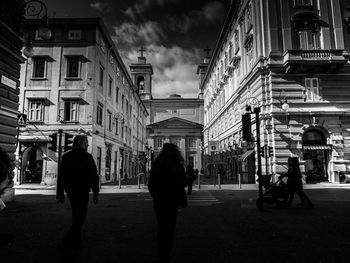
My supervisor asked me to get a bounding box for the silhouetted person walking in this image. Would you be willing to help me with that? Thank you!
[280,157,313,209]
[148,143,187,263]
[57,135,99,249]
[0,147,14,248]
[186,163,195,195]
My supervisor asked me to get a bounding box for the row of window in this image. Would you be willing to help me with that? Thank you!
[28,100,79,122]
[205,78,321,138]
[154,137,197,149]
[32,56,83,79]
[205,0,321,111]
[32,57,137,120]
[35,29,82,41]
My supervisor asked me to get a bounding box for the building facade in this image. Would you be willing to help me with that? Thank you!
[17,18,148,185]
[0,0,24,159]
[202,0,350,184]
[130,54,204,170]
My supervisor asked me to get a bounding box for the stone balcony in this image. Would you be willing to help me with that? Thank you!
[283,49,347,74]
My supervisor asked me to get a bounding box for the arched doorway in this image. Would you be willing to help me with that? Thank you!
[302,128,331,183]
[21,146,44,183]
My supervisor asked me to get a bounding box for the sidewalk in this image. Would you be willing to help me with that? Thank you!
[13,181,350,192]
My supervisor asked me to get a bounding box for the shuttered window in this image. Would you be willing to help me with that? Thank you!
[305,78,319,101]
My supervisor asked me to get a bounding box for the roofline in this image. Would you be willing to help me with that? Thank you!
[147,117,204,128]
[26,17,148,116]
[199,0,239,92]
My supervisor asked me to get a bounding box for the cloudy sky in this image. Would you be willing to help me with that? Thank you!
[45,0,229,98]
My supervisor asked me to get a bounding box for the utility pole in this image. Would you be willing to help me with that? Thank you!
[254,107,263,210]
[57,129,63,168]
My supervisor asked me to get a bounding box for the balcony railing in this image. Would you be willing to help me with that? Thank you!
[283,49,347,73]
[284,49,346,62]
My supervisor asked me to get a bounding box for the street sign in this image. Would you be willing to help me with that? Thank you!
[18,114,27,127]
[209,141,219,153]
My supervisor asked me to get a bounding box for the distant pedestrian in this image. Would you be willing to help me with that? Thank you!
[0,147,14,247]
[57,135,99,250]
[148,143,187,263]
[186,163,195,195]
[280,157,313,209]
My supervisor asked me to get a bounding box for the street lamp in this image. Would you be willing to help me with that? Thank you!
[22,0,52,58]
[245,96,264,210]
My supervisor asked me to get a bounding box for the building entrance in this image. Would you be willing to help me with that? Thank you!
[302,129,330,183]
[22,146,43,183]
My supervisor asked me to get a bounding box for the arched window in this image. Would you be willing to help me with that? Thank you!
[137,76,145,93]
[302,129,326,145]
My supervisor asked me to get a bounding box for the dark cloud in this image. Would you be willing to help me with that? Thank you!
[124,0,180,20]
[164,1,225,34]
[90,2,113,13]
[113,21,166,48]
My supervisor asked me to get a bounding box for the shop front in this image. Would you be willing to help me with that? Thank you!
[302,128,331,183]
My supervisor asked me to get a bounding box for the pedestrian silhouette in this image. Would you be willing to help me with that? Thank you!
[148,143,187,263]
[186,163,195,195]
[0,147,14,248]
[57,135,99,250]
[280,157,313,209]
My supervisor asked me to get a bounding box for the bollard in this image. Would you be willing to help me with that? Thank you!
[198,173,201,189]
[218,173,221,189]
[238,172,241,189]
[137,174,140,189]
[119,174,121,189]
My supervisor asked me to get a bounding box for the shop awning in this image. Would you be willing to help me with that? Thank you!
[238,149,255,162]
[303,145,332,150]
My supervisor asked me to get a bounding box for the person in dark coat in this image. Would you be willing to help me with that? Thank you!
[0,147,13,196]
[148,143,187,263]
[280,157,313,209]
[186,163,195,195]
[57,135,99,249]
[0,147,14,248]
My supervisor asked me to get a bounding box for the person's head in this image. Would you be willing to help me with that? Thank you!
[288,157,300,170]
[73,135,89,151]
[0,147,14,194]
[153,143,184,168]
[187,163,193,169]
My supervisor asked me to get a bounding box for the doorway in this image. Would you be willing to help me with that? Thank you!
[302,128,330,183]
[22,146,43,183]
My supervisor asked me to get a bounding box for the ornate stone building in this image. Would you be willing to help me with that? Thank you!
[202,0,350,183]
[17,18,148,185]
[130,53,204,169]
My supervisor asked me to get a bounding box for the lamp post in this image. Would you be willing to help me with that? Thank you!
[22,0,52,58]
[245,96,263,210]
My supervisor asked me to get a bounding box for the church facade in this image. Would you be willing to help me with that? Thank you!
[130,53,204,170]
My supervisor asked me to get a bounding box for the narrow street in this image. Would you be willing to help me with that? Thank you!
[1,187,350,263]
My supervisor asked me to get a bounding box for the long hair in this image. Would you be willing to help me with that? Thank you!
[288,157,301,177]
[152,143,184,171]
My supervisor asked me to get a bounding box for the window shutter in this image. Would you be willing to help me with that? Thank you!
[59,100,65,121]
[305,78,312,101]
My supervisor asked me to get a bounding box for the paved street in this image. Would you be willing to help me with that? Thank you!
[1,187,350,263]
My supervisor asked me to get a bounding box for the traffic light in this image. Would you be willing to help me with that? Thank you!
[151,150,154,162]
[268,146,273,157]
[242,113,252,141]
[48,133,57,152]
[260,146,265,157]
[64,133,74,152]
